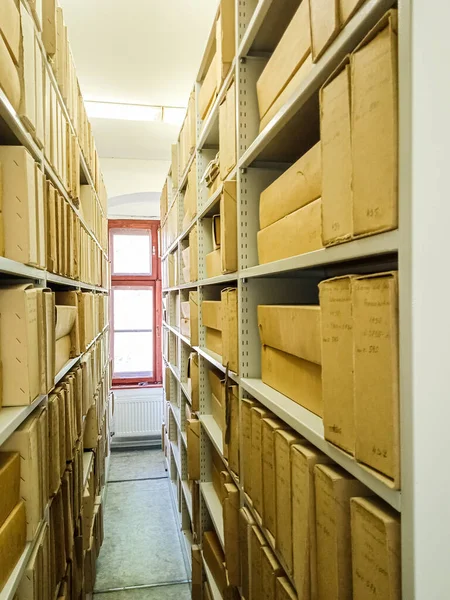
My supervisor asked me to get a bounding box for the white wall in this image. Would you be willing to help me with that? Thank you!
[100,157,169,219]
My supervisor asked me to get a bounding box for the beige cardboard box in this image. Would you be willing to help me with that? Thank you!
[189,291,199,346]
[0,502,26,592]
[206,249,222,278]
[221,288,238,373]
[180,318,190,338]
[188,352,199,411]
[260,143,321,229]
[257,0,310,119]
[0,285,40,406]
[0,147,39,266]
[262,345,322,416]
[261,546,283,600]
[46,183,58,273]
[353,272,399,483]
[239,508,255,600]
[260,53,313,132]
[47,394,60,496]
[183,161,197,229]
[0,26,20,110]
[262,418,288,539]
[275,429,302,575]
[292,443,331,600]
[352,11,398,237]
[258,305,321,365]
[0,0,21,65]
[187,419,200,480]
[350,497,401,600]
[199,53,218,120]
[203,530,227,593]
[310,0,365,61]
[319,276,355,454]
[182,246,190,270]
[242,398,257,498]
[320,60,353,246]
[189,226,198,282]
[276,577,298,600]
[20,5,37,132]
[221,181,238,273]
[258,198,323,264]
[315,464,372,600]
[55,335,71,374]
[206,328,222,355]
[2,414,43,541]
[192,545,202,600]
[216,0,235,84]
[251,525,267,600]
[219,81,236,180]
[251,406,271,517]
[202,301,222,331]
[0,453,20,529]
[223,482,240,586]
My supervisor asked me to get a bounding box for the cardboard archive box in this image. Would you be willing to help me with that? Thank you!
[188,352,199,411]
[353,272,399,484]
[2,411,47,541]
[199,53,218,120]
[0,146,46,267]
[0,284,42,406]
[259,142,321,230]
[315,464,372,600]
[189,292,199,346]
[189,225,199,283]
[223,482,240,586]
[227,384,240,476]
[239,508,255,600]
[275,429,302,575]
[291,443,331,600]
[256,0,311,121]
[220,181,237,273]
[262,418,288,539]
[0,453,20,529]
[250,525,267,600]
[192,546,202,600]
[319,276,355,454]
[241,398,257,498]
[258,198,323,265]
[320,10,398,245]
[209,368,225,435]
[216,0,235,85]
[221,288,238,373]
[0,502,26,592]
[250,406,271,518]
[203,530,227,593]
[320,59,353,246]
[350,497,401,600]
[183,160,197,230]
[309,0,366,61]
[258,305,322,416]
[261,546,283,600]
[0,0,21,111]
[219,81,236,180]
[202,300,223,356]
[351,10,398,238]
[187,419,200,481]
[206,248,222,279]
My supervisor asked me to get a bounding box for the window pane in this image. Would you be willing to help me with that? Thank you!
[113,288,153,330]
[113,231,152,274]
[114,331,154,376]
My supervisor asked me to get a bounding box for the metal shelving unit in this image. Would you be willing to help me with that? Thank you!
[158,0,449,596]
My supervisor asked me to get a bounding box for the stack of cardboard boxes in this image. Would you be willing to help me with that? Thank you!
[257,8,398,266]
[202,288,238,373]
[206,181,237,279]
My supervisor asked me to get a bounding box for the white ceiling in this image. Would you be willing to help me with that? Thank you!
[59,0,218,160]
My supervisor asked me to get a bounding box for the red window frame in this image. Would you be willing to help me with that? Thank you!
[109,219,162,387]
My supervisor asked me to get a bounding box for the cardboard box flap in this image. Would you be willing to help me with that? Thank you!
[258,304,321,365]
[55,305,77,340]
[309,0,340,61]
[353,8,398,53]
[202,300,223,331]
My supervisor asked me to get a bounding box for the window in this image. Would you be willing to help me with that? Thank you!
[109,220,162,386]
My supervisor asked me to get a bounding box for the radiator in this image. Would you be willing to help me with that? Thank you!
[113,390,163,442]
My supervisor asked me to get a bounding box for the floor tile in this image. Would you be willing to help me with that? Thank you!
[93,583,191,599]
[108,449,167,482]
[94,478,186,592]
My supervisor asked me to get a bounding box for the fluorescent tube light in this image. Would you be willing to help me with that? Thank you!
[85,101,163,122]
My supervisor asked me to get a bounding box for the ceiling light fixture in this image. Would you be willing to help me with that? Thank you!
[85,100,186,125]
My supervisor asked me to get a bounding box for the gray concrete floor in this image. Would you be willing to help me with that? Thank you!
[94,449,190,600]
